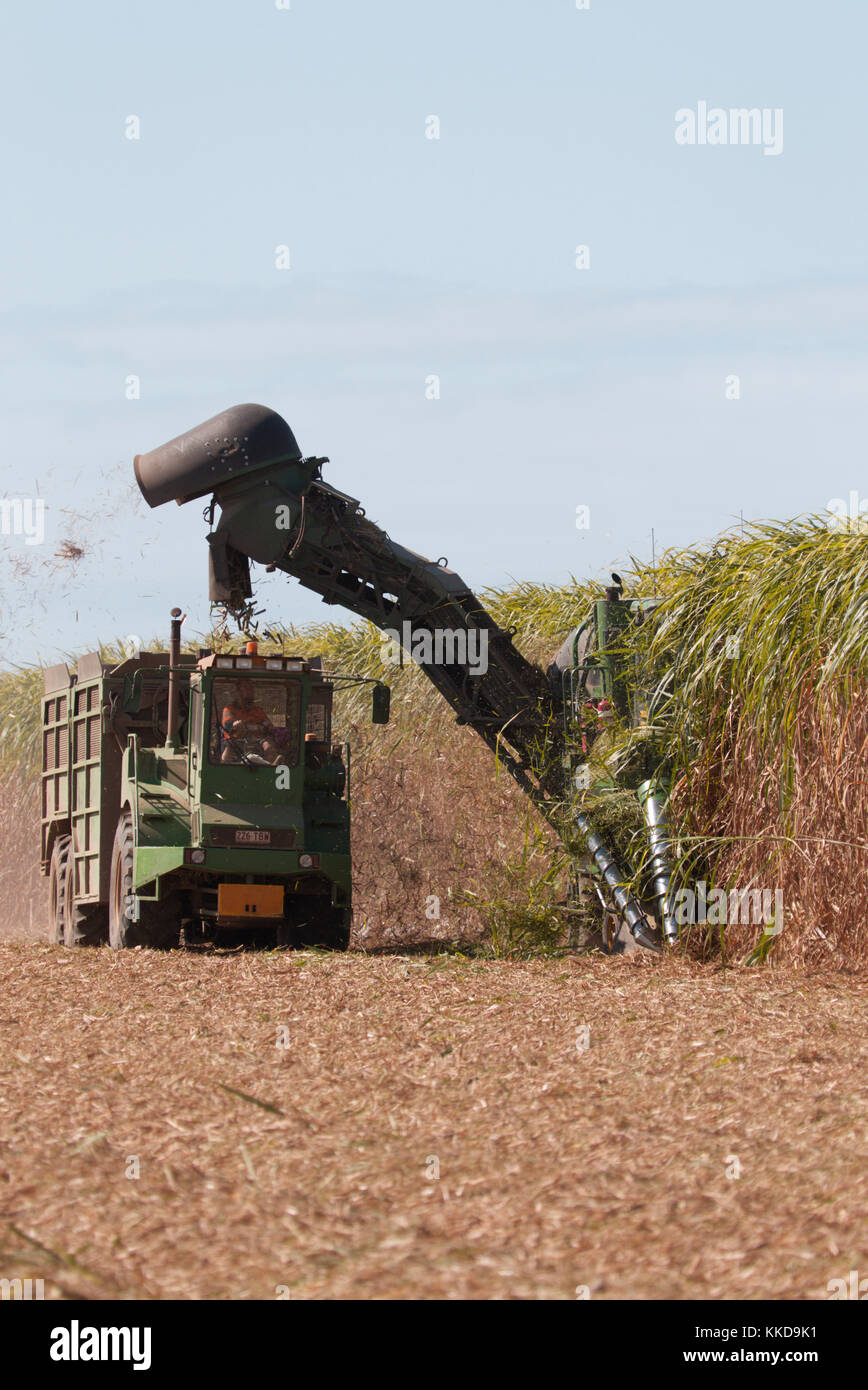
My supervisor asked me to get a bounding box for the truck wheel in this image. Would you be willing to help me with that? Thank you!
[109,810,180,950]
[279,907,351,951]
[326,915,351,951]
[63,855,108,947]
[57,837,108,947]
[49,835,71,944]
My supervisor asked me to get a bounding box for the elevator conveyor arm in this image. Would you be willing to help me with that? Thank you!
[135,403,567,811]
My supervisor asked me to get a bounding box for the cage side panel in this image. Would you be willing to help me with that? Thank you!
[40,692,70,864]
[69,679,105,902]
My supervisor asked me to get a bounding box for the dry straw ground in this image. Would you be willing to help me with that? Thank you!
[1,942,866,1301]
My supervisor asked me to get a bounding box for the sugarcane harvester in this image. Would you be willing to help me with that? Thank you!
[134,404,676,951]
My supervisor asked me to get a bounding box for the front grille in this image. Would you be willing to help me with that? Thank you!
[207,826,297,849]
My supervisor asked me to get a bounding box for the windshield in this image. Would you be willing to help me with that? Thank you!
[209,677,301,767]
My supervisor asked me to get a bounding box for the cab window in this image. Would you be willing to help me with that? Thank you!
[209,677,301,766]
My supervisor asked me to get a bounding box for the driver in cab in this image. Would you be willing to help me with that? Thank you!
[220,679,281,764]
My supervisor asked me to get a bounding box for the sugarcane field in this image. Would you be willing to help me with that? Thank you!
[2,0,867,1367]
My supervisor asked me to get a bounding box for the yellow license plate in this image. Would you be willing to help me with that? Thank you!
[217,884,285,919]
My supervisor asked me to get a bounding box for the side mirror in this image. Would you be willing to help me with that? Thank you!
[371,682,391,725]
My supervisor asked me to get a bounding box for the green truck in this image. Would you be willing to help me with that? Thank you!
[41,610,389,949]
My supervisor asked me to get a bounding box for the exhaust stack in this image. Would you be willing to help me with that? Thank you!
[166,607,185,752]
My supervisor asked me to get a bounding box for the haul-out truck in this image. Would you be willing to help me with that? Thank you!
[41,611,390,949]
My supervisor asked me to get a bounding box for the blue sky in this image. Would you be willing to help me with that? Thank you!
[1,0,866,662]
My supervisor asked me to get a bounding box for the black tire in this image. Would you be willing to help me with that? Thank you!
[328,916,351,951]
[109,810,181,950]
[48,835,71,945]
[65,901,109,946]
[278,904,351,951]
[60,839,108,947]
